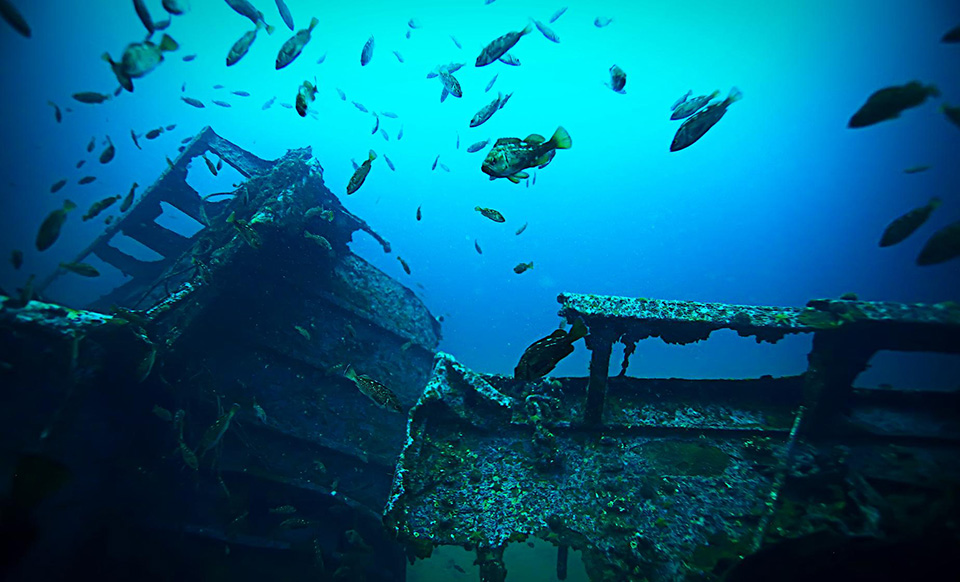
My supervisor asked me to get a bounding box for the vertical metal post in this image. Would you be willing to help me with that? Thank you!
[584,333,613,426]
[557,544,569,580]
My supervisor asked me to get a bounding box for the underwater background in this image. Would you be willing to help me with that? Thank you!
[1,1,959,581]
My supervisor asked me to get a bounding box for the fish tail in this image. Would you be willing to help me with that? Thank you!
[308,17,319,32]
[159,34,179,52]
[527,262,534,270]
[567,318,588,342]
[474,206,482,211]
[101,52,114,64]
[726,86,743,104]
[521,24,532,35]
[548,126,572,150]
[265,23,276,35]
[368,150,377,161]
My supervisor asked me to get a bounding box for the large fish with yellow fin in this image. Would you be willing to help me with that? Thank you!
[481,126,571,183]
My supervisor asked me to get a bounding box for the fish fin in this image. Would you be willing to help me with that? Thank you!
[368,150,377,161]
[265,23,275,35]
[440,88,448,103]
[567,318,588,342]
[226,211,236,224]
[726,87,743,103]
[63,200,77,211]
[548,126,572,150]
[507,174,522,184]
[308,17,319,32]
[514,171,529,180]
[710,89,721,99]
[159,34,179,52]
[524,133,546,144]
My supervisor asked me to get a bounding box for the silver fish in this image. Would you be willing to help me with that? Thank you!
[549,7,568,23]
[361,35,374,66]
[532,19,560,43]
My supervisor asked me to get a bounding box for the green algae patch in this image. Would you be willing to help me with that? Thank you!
[637,441,730,477]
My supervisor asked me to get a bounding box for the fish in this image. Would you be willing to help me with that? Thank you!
[316,52,326,64]
[439,162,450,172]
[450,35,462,49]
[35,200,75,251]
[197,403,241,457]
[474,239,482,254]
[416,205,421,221]
[103,34,179,92]
[352,100,368,112]
[226,212,262,248]
[670,87,742,152]
[432,155,439,170]
[671,90,692,111]
[498,52,521,66]
[393,50,404,63]
[10,249,23,270]
[99,136,115,164]
[917,221,960,266]
[383,155,395,171]
[166,124,176,131]
[262,96,276,109]
[532,19,560,43]
[879,198,941,247]
[476,25,531,66]
[145,127,164,139]
[216,159,223,171]
[304,231,333,254]
[485,73,498,92]
[50,179,66,193]
[130,129,141,150]
[606,65,626,94]
[941,24,960,43]
[848,82,940,128]
[275,0,293,30]
[47,101,61,123]
[475,206,505,222]
[397,256,411,274]
[482,126,572,183]
[379,128,389,141]
[371,113,380,134]
[941,103,960,129]
[514,319,587,380]
[203,154,218,176]
[513,261,533,274]
[397,125,404,140]
[408,18,421,29]
[76,160,85,168]
[296,80,317,117]
[470,92,511,127]
[439,71,462,100]
[270,505,297,515]
[344,367,403,412]
[0,0,29,37]
[181,96,205,108]
[671,90,718,120]
[336,88,346,101]
[253,399,267,423]
[86,136,96,152]
[903,165,931,174]
[225,0,275,33]
[361,35,375,66]
[162,0,190,15]
[515,222,528,235]
[456,132,460,149]
[72,92,111,104]
[134,0,155,34]
[594,17,613,28]
[82,195,120,221]
[347,150,377,194]
[549,7,568,23]
[280,102,293,109]
[78,176,97,185]
[294,324,312,340]
[276,16,318,69]
[182,54,196,62]
[467,139,490,153]
[59,262,99,277]
[120,182,138,212]
[227,26,260,67]
[382,111,399,119]
[212,100,232,107]
[426,62,465,79]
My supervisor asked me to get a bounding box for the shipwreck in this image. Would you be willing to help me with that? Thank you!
[1,129,958,582]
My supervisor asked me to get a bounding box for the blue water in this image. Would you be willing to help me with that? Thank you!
[1,0,958,384]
